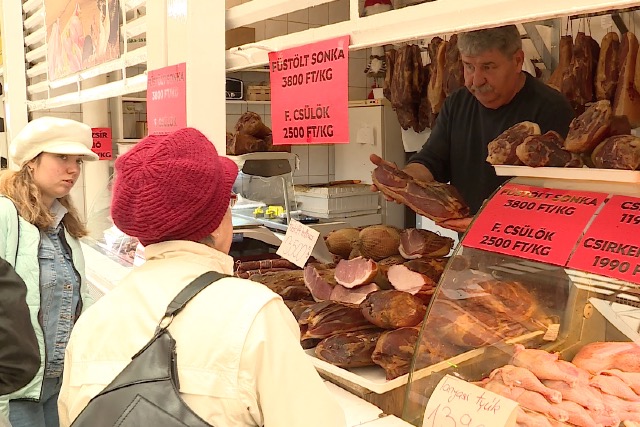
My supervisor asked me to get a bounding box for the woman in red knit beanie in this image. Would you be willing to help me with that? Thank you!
[58,128,346,427]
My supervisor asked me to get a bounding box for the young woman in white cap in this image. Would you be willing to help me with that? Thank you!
[0,116,99,427]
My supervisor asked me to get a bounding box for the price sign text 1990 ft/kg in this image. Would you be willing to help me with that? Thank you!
[568,195,640,285]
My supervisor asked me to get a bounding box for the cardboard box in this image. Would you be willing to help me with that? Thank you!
[226,27,255,50]
[246,85,271,101]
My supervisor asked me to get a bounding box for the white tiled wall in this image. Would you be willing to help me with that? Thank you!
[226,0,370,185]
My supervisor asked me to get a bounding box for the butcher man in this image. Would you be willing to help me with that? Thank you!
[372,25,574,232]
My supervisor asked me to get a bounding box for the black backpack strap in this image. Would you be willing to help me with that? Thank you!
[155,271,228,333]
[165,271,228,317]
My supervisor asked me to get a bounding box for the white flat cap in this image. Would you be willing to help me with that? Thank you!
[9,117,100,170]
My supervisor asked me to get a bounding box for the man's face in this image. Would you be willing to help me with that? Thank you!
[462,48,524,109]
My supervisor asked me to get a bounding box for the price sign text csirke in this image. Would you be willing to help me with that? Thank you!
[463,183,606,266]
[568,195,640,284]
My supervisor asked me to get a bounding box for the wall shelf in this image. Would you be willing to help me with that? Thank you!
[121,97,147,102]
[226,100,270,105]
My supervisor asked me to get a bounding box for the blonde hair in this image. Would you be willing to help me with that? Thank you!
[0,163,88,238]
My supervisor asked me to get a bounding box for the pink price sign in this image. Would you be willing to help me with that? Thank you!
[463,183,606,266]
[568,195,640,284]
[91,128,112,160]
[147,63,187,135]
[269,36,349,145]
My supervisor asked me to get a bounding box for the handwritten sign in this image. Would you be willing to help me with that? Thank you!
[422,375,518,427]
[276,219,320,268]
[269,36,349,145]
[147,62,187,135]
[568,195,640,284]
[91,128,112,160]
[463,183,605,266]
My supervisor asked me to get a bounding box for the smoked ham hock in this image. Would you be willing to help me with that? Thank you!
[360,290,426,329]
[591,134,640,170]
[371,162,469,222]
[516,131,583,167]
[564,100,613,154]
[486,121,540,165]
[315,330,382,368]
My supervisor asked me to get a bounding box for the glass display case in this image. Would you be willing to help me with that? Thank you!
[402,175,640,426]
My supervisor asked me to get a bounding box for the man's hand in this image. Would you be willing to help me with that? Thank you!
[435,217,473,233]
[369,154,396,200]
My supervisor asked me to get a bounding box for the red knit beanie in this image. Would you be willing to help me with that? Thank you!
[111,128,238,246]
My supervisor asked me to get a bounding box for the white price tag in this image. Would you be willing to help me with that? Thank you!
[543,323,560,341]
[276,219,320,268]
[422,375,518,427]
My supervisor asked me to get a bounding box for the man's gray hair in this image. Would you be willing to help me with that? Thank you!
[458,25,522,57]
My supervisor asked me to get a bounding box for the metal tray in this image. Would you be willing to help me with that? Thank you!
[493,165,640,183]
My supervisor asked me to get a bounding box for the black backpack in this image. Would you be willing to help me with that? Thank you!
[71,271,228,427]
[0,199,39,395]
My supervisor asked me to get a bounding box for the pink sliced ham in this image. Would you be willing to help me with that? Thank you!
[387,264,431,294]
[330,282,380,305]
[334,257,378,288]
[303,266,335,301]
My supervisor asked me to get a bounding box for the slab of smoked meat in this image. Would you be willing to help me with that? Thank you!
[564,99,613,153]
[591,134,640,170]
[443,34,464,96]
[595,32,620,102]
[372,163,469,222]
[383,49,396,103]
[486,121,540,165]
[314,330,382,368]
[398,228,454,259]
[372,327,428,380]
[548,35,573,91]
[360,290,426,329]
[298,301,377,341]
[516,131,583,167]
[613,32,640,128]
[427,300,505,348]
[427,37,447,117]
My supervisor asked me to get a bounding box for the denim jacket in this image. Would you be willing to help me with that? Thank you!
[38,206,81,378]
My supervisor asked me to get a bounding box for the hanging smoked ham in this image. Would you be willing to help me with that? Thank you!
[561,32,599,114]
[595,32,620,102]
[427,37,447,118]
[548,35,573,92]
[613,31,640,128]
[443,34,464,96]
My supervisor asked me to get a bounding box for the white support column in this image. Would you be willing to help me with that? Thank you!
[1,0,29,168]
[185,1,225,153]
[78,76,111,230]
[147,1,225,152]
[147,0,168,70]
